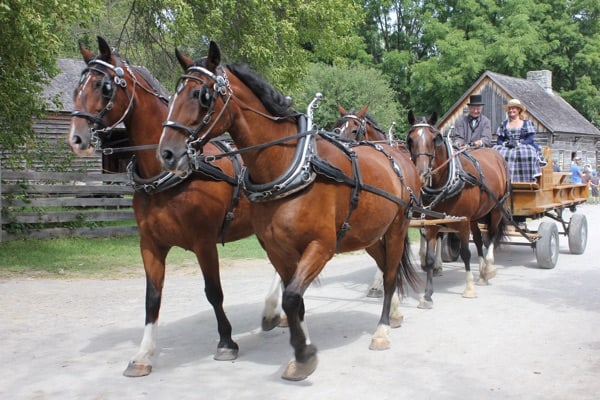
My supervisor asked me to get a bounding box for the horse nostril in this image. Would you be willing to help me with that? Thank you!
[72,135,83,145]
[161,149,173,162]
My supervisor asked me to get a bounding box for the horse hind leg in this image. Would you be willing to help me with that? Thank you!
[478,239,498,285]
[477,217,500,285]
[261,271,287,330]
[458,227,477,298]
[418,230,437,309]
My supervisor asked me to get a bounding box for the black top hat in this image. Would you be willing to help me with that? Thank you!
[467,94,484,106]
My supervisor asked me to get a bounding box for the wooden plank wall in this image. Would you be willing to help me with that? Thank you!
[1,170,137,241]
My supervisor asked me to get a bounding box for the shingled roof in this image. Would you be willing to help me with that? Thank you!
[42,58,169,113]
[481,71,598,136]
[43,58,86,112]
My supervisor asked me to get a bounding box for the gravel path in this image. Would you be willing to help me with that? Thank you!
[1,205,599,400]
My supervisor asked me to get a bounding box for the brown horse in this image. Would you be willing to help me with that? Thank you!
[157,42,421,381]
[405,111,511,308]
[333,105,470,277]
[67,36,282,377]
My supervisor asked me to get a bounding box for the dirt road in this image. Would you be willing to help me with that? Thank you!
[1,205,599,399]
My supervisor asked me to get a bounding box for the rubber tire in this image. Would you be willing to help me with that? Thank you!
[536,221,559,269]
[441,232,461,262]
[567,213,587,255]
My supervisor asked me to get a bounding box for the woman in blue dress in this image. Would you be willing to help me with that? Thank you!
[494,98,546,182]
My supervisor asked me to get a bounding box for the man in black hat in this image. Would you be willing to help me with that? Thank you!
[453,94,492,149]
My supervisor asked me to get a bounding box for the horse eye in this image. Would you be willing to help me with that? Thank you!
[101,80,113,98]
[199,86,211,108]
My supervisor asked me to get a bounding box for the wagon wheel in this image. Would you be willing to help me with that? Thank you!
[535,221,559,269]
[567,213,587,255]
[441,232,460,262]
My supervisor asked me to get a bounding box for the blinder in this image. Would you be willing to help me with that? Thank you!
[71,59,131,147]
[163,66,233,149]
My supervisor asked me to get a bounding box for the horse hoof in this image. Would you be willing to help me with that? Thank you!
[484,267,497,280]
[476,278,489,286]
[281,356,318,381]
[279,314,288,328]
[214,347,239,361]
[262,315,281,331]
[417,298,433,309]
[390,315,404,328]
[123,361,152,377]
[369,337,390,351]
[462,289,477,298]
[367,287,383,298]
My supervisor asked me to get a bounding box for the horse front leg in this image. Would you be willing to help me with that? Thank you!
[196,245,239,361]
[280,242,331,381]
[123,239,168,377]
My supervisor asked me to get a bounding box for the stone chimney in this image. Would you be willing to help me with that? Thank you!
[527,70,553,95]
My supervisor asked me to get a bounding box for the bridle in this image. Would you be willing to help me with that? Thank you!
[71,58,134,148]
[162,65,234,157]
[408,123,442,186]
[71,57,167,153]
[335,114,368,141]
[337,113,393,142]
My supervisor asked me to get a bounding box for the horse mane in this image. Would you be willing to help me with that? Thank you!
[226,63,299,118]
[133,65,170,98]
[188,55,298,118]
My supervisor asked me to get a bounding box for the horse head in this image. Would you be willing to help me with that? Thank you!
[333,104,388,142]
[405,110,442,186]
[158,42,235,175]
[67,36,131,155]
[68,36,169,160]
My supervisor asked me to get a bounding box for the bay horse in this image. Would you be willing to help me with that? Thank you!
[405,111,511,308]
[157,41,421,381]
[67,36,283,377]
[333,104,445,298]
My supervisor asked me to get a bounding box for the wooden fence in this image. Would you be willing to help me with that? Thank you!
[1,170,137,241]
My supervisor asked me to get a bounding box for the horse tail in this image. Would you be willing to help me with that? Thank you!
[492,213,510,249]
[396,235,422,296]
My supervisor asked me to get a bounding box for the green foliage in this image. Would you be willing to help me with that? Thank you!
[0,0,98,153]
[296,63,401,134]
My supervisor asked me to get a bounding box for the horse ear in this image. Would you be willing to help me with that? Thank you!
[358,104,369,117]
[97,36,112,61]
[337,104,347,116]
[206,41,221,72]
[429,111,438,126]
[175,48,193,70]
[79,41,95,64]
[408,110,416,125]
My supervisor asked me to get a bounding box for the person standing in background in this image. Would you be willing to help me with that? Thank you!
[571,157,583,184]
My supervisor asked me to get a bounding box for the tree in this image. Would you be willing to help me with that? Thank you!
[297,62,402,135]
[0,0,98,154]
[360,0,600,124]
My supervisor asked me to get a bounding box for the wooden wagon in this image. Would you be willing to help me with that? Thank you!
[410,147,588,269]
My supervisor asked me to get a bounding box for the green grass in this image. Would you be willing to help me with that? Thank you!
[0,235,266,279]
[0,229,420,279]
